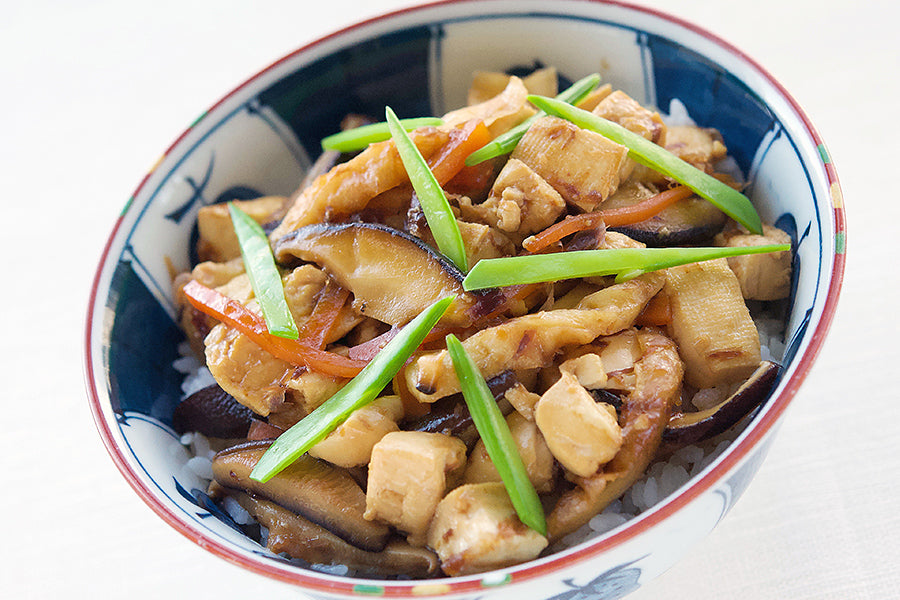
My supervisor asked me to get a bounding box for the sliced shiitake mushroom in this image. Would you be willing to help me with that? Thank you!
[210,485,440,578]
[172,384,254,438]
[662,360,780,448]
[603,181,728,246]
[211,440,389,551]
[274,223,490,327]
[405,370,518,448]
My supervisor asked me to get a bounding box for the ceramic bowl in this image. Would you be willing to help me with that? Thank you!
[85,1,845,598]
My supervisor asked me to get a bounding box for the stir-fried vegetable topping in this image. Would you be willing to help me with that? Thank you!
[250,296,455,483]
[527,95,764,234]
[386,106,469,271]
[228,202,299,339]
[463,244,791,290]
[321,117,445,153]
[176,63,799,579]
[445,334,547,536]
[465,73,602,166]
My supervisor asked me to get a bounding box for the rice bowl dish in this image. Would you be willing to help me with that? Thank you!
[85,2,845,598]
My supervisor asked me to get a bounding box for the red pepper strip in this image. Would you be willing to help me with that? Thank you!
[429,120,493,185]
[522,185,695,253]
[182,280,367,378]
[297,280,350,350]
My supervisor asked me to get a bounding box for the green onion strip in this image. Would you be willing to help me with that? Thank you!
[445,334,547,536]
[527,95,764,234]
[321,117,444,153]
[250,296,454,483]
[465,73,602,166]
[463,244,791,290]
[386,106,469,272]
[228,202,299,339]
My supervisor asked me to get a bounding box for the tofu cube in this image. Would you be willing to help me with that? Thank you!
[364,431,466,546]
[534,372,623,477]
[426,483,548,576]
[512,116,630,212]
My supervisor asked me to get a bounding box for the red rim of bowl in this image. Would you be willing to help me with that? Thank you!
[84,0,846,596]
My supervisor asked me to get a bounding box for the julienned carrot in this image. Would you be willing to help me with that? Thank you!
[429,119,493,185]
[600,185,694,227]
[522,213,605,253]
[522,185,694,253]
[182,280,367,379]
[298,280,350,350]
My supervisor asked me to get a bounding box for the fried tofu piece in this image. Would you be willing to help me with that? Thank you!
[511,116,630,212]
[197,196,285,262]
[426,483,548,576]
[466,67,558,105]
[665,258,761,388]
[364,431,467,546]
[456,220,516,267]
[665,125,728,170]
[444,76,535,137]
[458,158,566,243]
[463,412,556,493]
[534,372,623,478]
[715,225,793,300]
[592,90,666,144]
[309,396,404,468]
[272,128,450,238]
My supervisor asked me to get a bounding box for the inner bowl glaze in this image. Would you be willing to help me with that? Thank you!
[85,1,844,598]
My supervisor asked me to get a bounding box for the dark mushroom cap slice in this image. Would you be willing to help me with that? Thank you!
[213,486,440,578]
[662,360,780,448]
[274,222,488,327]
[211,440,389,552]
[172,384,254,438]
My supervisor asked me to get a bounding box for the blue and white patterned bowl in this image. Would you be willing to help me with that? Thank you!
[85,1,845,598]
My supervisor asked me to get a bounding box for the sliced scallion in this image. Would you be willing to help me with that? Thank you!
[249,295,454,483]
[321,117,444,153]
[445,334,547,536]
[228,202,298,339]
[462,244,791,290]
[527,95,764,234]
[386,106,468,272]
[464,73,602,166]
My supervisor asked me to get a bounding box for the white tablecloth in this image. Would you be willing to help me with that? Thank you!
[4,0,897,598]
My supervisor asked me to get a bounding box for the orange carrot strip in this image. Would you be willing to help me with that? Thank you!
[298,280,350,350]
[522,185,694,253]
[600,185,694,227]
[429,120,493,185]
[522,213,605,253]
[182,280,366,378]
[444,158,496,199]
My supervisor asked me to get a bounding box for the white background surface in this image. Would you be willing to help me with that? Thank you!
[3,0,898,598]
